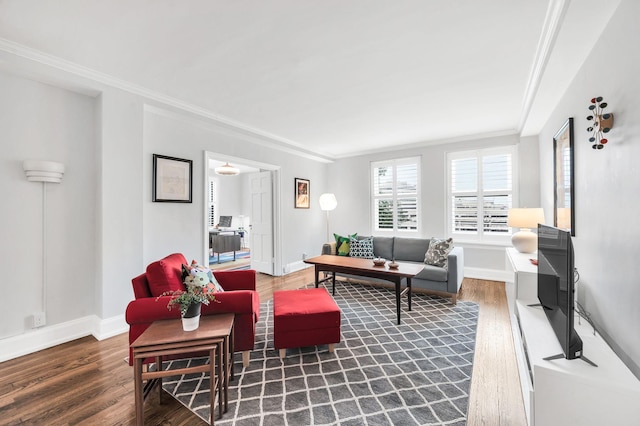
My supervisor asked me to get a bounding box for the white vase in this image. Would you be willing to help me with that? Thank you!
[181,302,202,331]
[181,314,200,331]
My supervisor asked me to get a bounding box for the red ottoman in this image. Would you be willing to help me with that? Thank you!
[273,288,341,358]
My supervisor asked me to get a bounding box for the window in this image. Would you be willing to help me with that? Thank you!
[371,157,420,233]
[208,178,217,228]
[447,146,517,242]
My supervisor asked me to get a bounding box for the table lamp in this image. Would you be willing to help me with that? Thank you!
[507,208,545,253]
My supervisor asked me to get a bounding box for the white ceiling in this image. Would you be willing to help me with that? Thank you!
[0,0,621,159]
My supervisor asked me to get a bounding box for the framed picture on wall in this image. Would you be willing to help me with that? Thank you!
[295,177,310,209]
[152,154,193,203]
[553,118,575,235]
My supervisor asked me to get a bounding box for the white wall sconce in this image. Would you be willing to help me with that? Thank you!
[23,160,65,183]
[23,160,65,328]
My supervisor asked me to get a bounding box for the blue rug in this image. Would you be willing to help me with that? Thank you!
[209,250,250,264]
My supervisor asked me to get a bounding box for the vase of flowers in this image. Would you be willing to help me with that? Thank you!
[158,261,217,331]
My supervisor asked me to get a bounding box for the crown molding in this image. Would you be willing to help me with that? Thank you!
[0,38,334,163]
[517,0,570,132]
[333,128,520,159]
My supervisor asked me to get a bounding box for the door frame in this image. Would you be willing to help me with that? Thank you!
[202,151,283,276]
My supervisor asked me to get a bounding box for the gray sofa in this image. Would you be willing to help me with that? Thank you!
[322,236,464,304]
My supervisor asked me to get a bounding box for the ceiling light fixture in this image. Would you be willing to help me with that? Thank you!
[214,162,240,176]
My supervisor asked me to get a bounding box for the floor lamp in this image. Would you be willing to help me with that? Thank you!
[319,193,337,242]
[23,160,65,328]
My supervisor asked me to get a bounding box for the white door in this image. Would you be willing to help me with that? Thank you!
[250,171,274,275]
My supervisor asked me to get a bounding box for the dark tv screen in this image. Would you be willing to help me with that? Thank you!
[537,224,583,360]
[219,216,232,228]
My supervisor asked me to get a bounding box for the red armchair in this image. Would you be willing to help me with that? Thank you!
[125,253,260,367]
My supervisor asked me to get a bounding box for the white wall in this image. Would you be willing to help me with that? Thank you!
[0,71,97,337]
[142,107,329,274]
[328,133,540,279]
[0,71,330,359]
[537,0,640,378]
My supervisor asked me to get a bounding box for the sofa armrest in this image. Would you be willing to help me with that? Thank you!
[213,269,256,291]
[203,290,259,316]
[322,241,336,255]
[446,246,465,293]
[125,296,181,325]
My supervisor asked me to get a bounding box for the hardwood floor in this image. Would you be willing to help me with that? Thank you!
[0,269,526,425]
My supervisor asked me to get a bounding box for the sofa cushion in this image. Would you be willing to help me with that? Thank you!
[146,253,187,297]
[373,237,394,260]
[393,237,431,262]
[415,264,449,282]
[334,232,357,256]
[349,236,374,259]
[424,237,454,268]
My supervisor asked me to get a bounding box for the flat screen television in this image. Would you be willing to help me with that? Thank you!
[537,224,594,365]
[218,215,232,228]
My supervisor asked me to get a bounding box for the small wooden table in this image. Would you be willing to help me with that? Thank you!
[304,255,425,324]
[130,313,235,426]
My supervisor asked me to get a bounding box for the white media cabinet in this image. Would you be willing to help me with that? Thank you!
[505,248,640,426]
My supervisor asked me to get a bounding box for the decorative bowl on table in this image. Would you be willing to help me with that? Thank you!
[388,260,399,269]
[372,257,386,266]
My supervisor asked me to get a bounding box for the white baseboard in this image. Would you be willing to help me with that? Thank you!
[285,260,312,274]
[92,314,128,341]
[464,267,511,283]
[0,315,128,363]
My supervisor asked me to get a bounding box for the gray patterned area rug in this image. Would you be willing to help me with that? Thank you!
[161,281,479,425]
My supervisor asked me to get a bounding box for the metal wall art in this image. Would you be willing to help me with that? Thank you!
[587,96,614,150]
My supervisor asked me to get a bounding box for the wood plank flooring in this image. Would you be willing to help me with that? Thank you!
[0,269,526,425]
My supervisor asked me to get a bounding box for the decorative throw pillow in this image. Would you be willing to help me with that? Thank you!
[349,236,374,259]
[424,237,454,269]
[146,253,188,297]
[182,260,225,292]
[334,232,357,256]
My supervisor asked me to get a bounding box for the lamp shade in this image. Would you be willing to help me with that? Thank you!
[507,208,545,229]
[319,193,337,211]
[23,160,65,183]
[214,162,239,176]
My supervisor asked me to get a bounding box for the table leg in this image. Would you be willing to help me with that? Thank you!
[156,356,162,403]
[230,325,235,381]
[332,270,336,295]
[224,336,230,412]
[395,279,401,325]
[407,277,412,311]
[209,347,216,426]
[217,343,223,419]
[314,266,320,288]
[134,357,144,426]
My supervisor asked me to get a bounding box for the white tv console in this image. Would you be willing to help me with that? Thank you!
[505,248,640,426]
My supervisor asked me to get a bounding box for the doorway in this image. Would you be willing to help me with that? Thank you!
[203,151,282,276]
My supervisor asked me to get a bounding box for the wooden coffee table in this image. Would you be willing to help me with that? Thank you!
[130,313,235,426]
[304,255,425,324]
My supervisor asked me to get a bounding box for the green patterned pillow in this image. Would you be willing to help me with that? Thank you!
[424,237,454,269]
[334,232,357,256]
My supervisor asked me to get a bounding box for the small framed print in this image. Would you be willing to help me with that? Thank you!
[152,154,193,203]
[295,178,310,209]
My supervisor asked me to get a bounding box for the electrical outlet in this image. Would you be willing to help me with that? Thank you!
[302,252,307,260]
[32,312,46,328]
